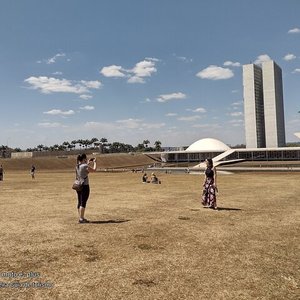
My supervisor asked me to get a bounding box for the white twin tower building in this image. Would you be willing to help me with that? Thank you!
[243,60,286,148]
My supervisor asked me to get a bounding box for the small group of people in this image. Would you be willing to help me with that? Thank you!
[142,172,161,184]
[73,154,218,224]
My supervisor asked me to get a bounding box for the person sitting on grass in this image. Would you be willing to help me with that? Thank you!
[142,173,149,183]
[150,173,161,184]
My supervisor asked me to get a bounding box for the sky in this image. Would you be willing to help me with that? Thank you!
[0,0,299,149]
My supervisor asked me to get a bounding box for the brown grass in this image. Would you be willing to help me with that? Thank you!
[0,170,299,300]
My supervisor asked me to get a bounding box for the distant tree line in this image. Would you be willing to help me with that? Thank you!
[3,138,163,154]
[3,140,300,157]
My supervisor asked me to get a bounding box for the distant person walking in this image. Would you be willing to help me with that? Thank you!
[0,164,4,181]
[202,158,218,210]
[30,165,36,179]
[76,154,97,223]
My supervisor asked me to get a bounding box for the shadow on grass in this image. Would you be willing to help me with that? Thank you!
[216,207,242,211]
[89,219,130,224]
[191,207,242,211]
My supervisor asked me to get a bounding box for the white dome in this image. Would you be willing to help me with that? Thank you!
[186,138,230,152]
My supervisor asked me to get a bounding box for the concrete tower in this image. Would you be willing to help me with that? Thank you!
[243,64,266,148]
[243,60,286,148]
[262,61,286,147]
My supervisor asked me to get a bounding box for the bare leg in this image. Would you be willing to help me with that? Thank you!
[79,207,85,219]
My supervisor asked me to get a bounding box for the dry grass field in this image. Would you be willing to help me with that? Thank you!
[0,170,299,299]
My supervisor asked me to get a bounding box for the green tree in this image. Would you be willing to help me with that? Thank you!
[71,140,77,150]
[37,144,44,151]
[154,140,162,151]
[77,140,84,150]
[91,137,99,149]
[135,143,145,152]
[143,140,150,148]
[53,144,59,151]
[99,138,108,153]
[62,141,70,150]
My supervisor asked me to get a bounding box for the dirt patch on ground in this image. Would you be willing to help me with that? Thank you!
[0,171,299,299]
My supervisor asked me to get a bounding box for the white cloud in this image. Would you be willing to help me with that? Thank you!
[127,76,145,84]
[116,118,143,129]
[288,27,300,34]
[53,71,63,75]
[230,112,243,117]
[80,80,102,89]
[231,101,243,106]
[165,113,178,117]
[79,94,93,100]
[157,92,187,103]
[196,65,234,80]
[128,60,157,83]
[293,68,300,73]
[142,122,165,129]
[131,60,157,77]
[38,122,62,128]
[145,57,160,62]
[43,109,75,116]
[173,54,193,63]
[84,121,103,128]
[100,59,158,84]
[178,116,201,122]
[100,65,126,77]
[192,123,220,129]
[85,118,165,132]
[229,119,243,124]
[46,53,66,64]
[254,54,272,65]
[24,76,101,95]
[283,54,296,61]
[223,61,241,67]
[140,98,152,104]
[192,107,206,113]
[80,106,95,111]
[25,77,85,94]
[83,121,117,131]
[231,123,243,127]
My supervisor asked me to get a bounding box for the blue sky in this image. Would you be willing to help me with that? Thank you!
[0,0,299,149]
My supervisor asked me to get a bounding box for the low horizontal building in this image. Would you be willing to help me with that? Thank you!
[161,138,300,165]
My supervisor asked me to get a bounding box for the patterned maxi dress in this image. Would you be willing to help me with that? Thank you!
[202,167,217,208]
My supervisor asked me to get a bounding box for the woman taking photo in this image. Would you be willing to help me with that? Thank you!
[76,154,97,223]
[202,158,218,210]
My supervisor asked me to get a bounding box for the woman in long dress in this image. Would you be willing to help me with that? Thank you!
[202,158,218,210]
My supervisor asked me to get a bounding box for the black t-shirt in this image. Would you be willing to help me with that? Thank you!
[205,167,214,178]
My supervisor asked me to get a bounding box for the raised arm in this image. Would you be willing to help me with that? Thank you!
[88,158,97,172]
